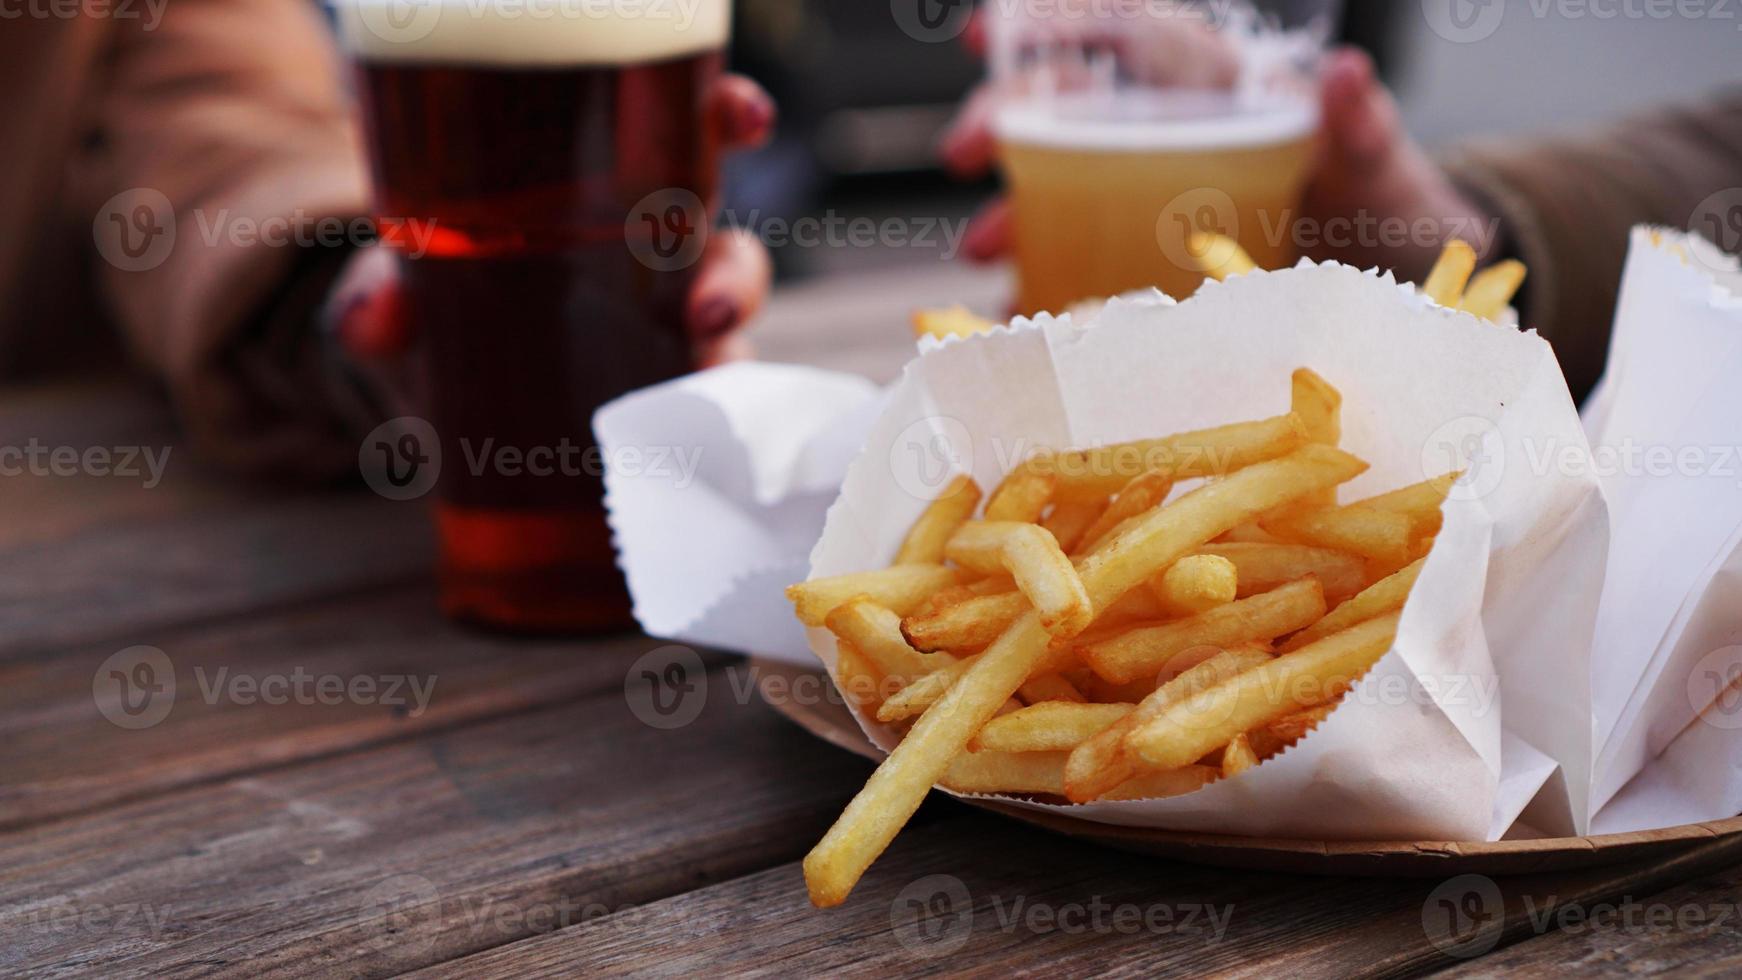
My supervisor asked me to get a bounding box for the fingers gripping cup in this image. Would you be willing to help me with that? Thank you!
[332,0,732,631]
[989,0,1338,315]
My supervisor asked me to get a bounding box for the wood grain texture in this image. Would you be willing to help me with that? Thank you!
[413,815,1742,979]
[0,660,872,977]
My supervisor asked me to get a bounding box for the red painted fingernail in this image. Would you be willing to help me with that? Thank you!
[692,297,740,340]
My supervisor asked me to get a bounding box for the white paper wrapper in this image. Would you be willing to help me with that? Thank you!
[1585,228,1742,832]
[601,259,1611,841]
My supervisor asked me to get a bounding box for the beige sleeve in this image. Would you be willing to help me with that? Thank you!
[1442,90,1742,402]
[77,0,378,478]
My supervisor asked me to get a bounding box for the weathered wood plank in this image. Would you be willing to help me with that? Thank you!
[0,587,682,829]
[410,814,1742,979]
[0,660,874,977]
[1435,859,1742,978]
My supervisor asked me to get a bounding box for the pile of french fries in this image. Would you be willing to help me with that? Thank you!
[786,369,1461,907]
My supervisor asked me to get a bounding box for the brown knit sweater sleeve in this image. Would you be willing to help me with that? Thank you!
[1442,90,1742,402]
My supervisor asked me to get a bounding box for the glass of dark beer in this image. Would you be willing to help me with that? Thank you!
[332,0,729,631]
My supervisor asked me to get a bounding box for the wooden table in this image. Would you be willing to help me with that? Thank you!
[6,267,1741,977]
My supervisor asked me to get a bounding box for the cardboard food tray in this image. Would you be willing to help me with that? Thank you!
[752,657,1742,878]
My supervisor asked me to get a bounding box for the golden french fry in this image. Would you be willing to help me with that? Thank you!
[1291,369,1343,510]
[788,565,961,626]
[1017,672,1086,706]
[1266,703,1338,744]
[894,475,982,565]
[1219,522,1283,544]
[1186,231,1257,282]
[1100,765,1219,801]
[833,641,886,712]
[1149,554,1238,616]
[1348,472,1460,539]
[1458,260,1528,321]
[902,590,1026,653]
[1423,239,1478,307]
[1063,646,1273,802]
[1022,413,1310,504]
[1042,500,1107,554]
[1221,733,1258,778]
[1281,557,1425,653]
[876,655,977,724]
[944,521,1028,577]
[1079,578,1327,685]
[804,445,1364,906]
[1198,542,1367,603]
[940,750,1068,796]
[1124,612,1401,771]
[1262,505,1414,566]
[1003,524,1094,639]
[1076,673,1164,706]
[913,305,997,341]
[825,597,954,682]
[1078,469,1177,554]
[985,470,1057,523]
[972,701,1133,753]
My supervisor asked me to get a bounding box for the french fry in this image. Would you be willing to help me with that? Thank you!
[913,305,997,341]
[1079,578,1327,685]
[1078,469,1177,555]
[972,701,1134,753]
[1262,504,1415,565]
[876,655,977,724]
[1198,542,1367,602]
[1458,259,1528,321]
[985,470,1057,523]
[803,445,1365,906]
[902,590,1027,653]
[1042,500,1107,554]
[1077,673,1164,706]
[1090,587,1169,631]
[1281,557,1425,653]
[788,565,961,626]
[1149,554,1239,615]
[1291,369,1343,510]
[1017,673,1087,706]
[1100,765,1220,801]
[1063,646,1273,802]
[1219,522,1283,544]
[1221,733,1258,778]
[1423,239,1478,307]
[1124,612,1401,771]
[944,521,1028,577]
[894,475,982,565]
[1186,231,1257,282]
[1348,472,1460,539]
[1003,524,1094,639]
[940,750,1068,796]
[825,598,953,682]
[833,641,886,712]
[1021,413,1310,504]
[1266,702,1338,744]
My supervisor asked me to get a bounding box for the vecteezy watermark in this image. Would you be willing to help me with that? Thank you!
[1688,645,1742,731]
[625,189,971,271]
[900,0,1244,44]
[94,189,439,273]
[0,440,171,488]
[0,0,168,30]
[891,874,1233,958]
[92,647,438,730]
[358,871,660,962]
[4,896,175,942]
[1689,188,1742,269]
[351,0,713,46]
[359,416,704,502]
[1423,0,1742,44]
[890,0,976,43]
[1422,873,1505,957]
[624,645,709,730]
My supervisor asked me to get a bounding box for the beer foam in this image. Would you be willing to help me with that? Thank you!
[331,0,730,66]
[995,94,1318,153]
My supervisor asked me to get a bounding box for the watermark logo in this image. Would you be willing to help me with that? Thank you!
[359,872,442,958]
[625,645,708,730]
[1422,416,1505,502]
[1688,645,1742,731]
[360,416,442,501]
[1157,187,1240,275]
[891,874,974,957]
[889,416,976,501]
[626,188,709,272]
[1689,188,1742,274]
[93,645,176,730]
[1422,873,1504,957]
[1421,0,1507,44]
[355,0,444,45]
[94,188,175,273]
[892,0,975,43]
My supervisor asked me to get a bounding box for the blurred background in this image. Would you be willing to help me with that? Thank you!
[726,0,1741,280]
